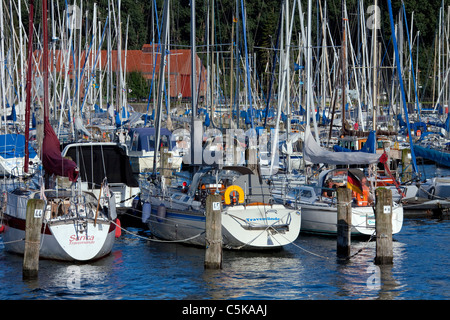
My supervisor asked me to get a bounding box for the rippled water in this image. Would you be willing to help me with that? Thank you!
[1,164,449,301]
[1,217,448,300]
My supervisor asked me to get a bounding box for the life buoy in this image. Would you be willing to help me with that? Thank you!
[224,185,245,205]
[102,132,107,140]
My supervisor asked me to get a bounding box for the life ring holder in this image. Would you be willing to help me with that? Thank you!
[224,185,245,205]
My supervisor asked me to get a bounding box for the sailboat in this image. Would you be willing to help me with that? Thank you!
[274,127,403,237]
[1,0,117,261]
[143,166,301,249]
[140,0,301,250]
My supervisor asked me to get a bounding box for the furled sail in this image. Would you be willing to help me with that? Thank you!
[303,127,382,165]
[42,118,79,182]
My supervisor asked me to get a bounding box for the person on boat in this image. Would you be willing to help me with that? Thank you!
[323,179,335,198]
[353,177,374,206]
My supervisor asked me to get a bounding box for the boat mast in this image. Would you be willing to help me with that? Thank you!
[152,0,170,177]
[341,0,347,134]
[190,0,198,167]
[43,0,50,122]
[372,0,377,131]
[24,0,35,174]
[387,0,419,176]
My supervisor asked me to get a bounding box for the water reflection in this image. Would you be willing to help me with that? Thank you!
[333,238,407,299]
[0,218,447,299]
[204,249,305,299]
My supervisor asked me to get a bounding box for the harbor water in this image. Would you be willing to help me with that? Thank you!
[0,164,449,301]
[0,218,449,301]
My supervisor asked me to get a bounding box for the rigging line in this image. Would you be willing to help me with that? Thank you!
[0,238,25,245]
[109,219,204,243]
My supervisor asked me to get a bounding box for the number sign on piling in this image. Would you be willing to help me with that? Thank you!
[375,188,393,265]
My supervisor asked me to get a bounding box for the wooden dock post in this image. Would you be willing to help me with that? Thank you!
[205,194,222,269]
[375,188,393,265]
[401,148,412,182]
[23,199,45,279]
[337,187,352,259]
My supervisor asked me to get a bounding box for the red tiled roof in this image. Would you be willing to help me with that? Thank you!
[39,44,206,98]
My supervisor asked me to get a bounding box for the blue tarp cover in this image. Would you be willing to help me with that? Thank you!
[0,134,37,159]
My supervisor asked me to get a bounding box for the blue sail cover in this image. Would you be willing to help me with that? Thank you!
[333,130,376,153]
[413,144,450,167]
[128,127,176,151]
[0,134,37,159]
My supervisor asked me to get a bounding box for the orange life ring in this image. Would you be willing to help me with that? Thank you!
[102,132,107,140]
[224,185,245,205]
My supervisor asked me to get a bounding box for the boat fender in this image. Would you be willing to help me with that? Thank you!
[115,219,121,238]
[0,224,4,233]
[142,202,151,223]
[224,185,245,205]
[108,194,117,220]
[157,204,166,223]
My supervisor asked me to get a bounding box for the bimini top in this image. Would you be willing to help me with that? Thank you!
[128,127,176,152]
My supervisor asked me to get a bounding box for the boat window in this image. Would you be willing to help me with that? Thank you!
[300,189,312,198]
[147,135,155,150]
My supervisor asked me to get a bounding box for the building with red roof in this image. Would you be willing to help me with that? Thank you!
[46,44,207,99]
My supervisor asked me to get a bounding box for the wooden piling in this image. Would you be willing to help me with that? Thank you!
[375,188,393,265]
[246,146,258,175]
[337,187,352,259]
[205,194,222,269]
[401,148,412,182]
[23,199,45,279]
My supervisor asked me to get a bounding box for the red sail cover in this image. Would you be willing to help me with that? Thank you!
[42,118,79,182]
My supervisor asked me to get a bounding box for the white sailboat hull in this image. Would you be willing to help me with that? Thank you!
[2,219,116,261]
[147,201,301,250]
[299,202,403,236]
[2,190,116,261]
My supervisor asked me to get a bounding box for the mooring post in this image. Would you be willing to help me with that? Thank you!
[375,188,393,265]
[337,186,352,259]
[205,194,222,269]
[23,199,45,279]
